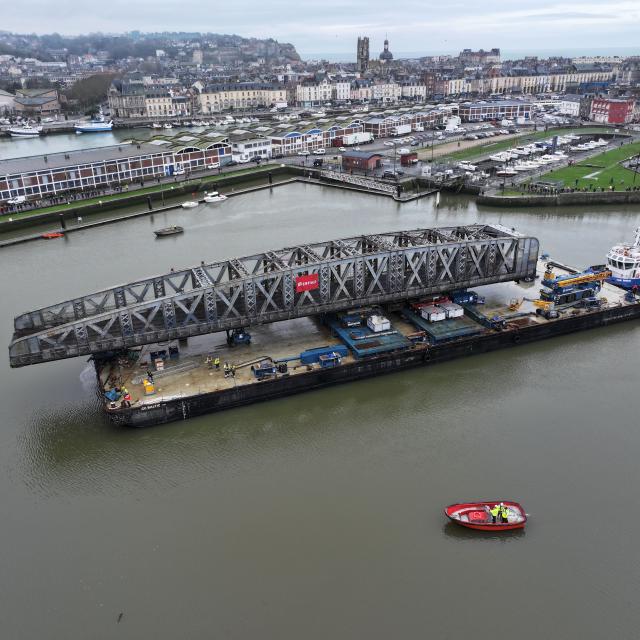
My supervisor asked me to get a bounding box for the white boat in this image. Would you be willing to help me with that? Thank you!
[181,200,199,209]
[496,167,518,177]
[8,124,42,138]
[203,191,228,203]
[606,228,640,289]
[151,122,162,129]
[163,123,173,130]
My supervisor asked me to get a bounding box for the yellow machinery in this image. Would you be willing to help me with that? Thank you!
[532,299,553,310]
[508,298,524,311]
[543,266,612,289]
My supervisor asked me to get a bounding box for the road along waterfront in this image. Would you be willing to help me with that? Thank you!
[2,183,640,638]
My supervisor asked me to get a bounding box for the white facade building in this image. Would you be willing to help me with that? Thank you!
[230,131,272,161]
[335,82,351,102]
[372,82,401,103]
[557,96,581,117]
[401,84,427,101]
[296,79,334,106]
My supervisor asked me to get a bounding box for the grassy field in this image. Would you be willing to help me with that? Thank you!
[1,165,275,222]
[535,140,640,189]
[434,127,612,163]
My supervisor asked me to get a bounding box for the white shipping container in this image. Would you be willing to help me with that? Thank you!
[367,315,391,332]
[439,303,464,319]
[420,306,446,322]
[343,131,374,145]
[393,124,412,136]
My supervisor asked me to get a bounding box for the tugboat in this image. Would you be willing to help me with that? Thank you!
[444,501,527,531]
[606,228,640,289]
[154,225,184,237]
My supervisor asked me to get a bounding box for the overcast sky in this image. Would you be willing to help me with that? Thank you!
[4,0,640,56]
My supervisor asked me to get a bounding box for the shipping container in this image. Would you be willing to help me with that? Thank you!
[392,124,412,136]
[367,315,391,332]
[420,306,446,322]
[438,302,464,319]
[342,132,374,146]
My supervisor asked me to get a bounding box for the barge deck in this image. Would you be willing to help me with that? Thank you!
[96,259,639,427]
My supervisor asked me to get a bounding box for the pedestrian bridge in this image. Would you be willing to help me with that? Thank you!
[9,224,539,367]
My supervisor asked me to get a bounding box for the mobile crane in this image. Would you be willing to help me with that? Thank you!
[534,265,611,318]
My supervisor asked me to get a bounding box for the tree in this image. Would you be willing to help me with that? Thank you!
[65,73,117,108]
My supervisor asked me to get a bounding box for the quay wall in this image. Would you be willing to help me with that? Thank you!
[0,165,293,232]
[478,190,640,208]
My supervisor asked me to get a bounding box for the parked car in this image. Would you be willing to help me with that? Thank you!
[174,168,185,176]
[313,159,323,167]
[384,141,394,146]
[315,148,326,154]
[7,195,26,205]
[338,147,346,152]
[297,150,309,156]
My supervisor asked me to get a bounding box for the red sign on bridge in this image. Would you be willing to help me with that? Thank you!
[295,273,320,293]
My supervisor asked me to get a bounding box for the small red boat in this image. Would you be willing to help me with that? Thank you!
[444,501,527,531]
[41,232,64,239]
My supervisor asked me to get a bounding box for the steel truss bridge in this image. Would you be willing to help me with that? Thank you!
[9,224,539,367]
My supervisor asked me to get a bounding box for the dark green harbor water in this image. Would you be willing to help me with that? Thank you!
[2,184,640,638]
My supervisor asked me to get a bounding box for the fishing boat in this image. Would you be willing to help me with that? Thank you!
[154,225,184,237]
[203,191,227,203]
[181,200,199,209]
[444,501,527,531]
[75,110,113,133]
[606,227,640,289]
[8,124,42,138]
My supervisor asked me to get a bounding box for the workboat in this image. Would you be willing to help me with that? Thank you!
[445,501,527,531]
[41,232,64,239]
[74,111,113,133]
[181,200,199,209]
[154,225,184,237]
[8,124,42,138]
[606,227,640,289]
[203,191,227,203]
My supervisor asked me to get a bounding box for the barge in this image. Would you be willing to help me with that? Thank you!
[8,223,639,427]
[96,260,639,427]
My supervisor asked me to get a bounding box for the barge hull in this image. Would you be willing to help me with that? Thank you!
[107,302,640,427]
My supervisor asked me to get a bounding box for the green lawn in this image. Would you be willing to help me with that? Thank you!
[535,141,640,189]
[1,165,277,222]
[436,127,611,163]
